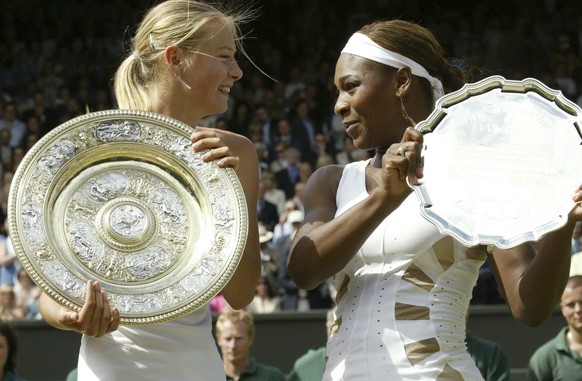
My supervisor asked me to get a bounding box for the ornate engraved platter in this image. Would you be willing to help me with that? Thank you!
[411,75,582,249]
[8,109,248,325]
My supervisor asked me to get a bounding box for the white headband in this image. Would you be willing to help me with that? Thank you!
[341,32,445,101]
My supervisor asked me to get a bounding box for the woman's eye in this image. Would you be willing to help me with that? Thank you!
[345,82,357,91]
[220,55,237,64]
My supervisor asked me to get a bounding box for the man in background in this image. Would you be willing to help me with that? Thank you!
[216,310,286,381]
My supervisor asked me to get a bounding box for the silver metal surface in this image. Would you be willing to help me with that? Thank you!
[412,75,582,248]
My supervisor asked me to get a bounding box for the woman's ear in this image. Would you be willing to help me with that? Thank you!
[395,66,413,97]
[164,46,182,74]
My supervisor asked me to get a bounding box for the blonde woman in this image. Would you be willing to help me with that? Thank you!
[39,1,261,379]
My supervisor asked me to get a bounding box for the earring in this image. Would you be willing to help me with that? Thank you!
[177,75,192,90]
[399,95,416,127]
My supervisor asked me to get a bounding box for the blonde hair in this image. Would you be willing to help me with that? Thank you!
[215,310,255,337]
[114,0,257,111]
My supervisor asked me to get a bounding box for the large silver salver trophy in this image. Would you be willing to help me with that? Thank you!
[8,110,248,325]
[411,75,582,249]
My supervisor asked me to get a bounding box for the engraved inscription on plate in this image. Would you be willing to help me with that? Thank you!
[412,76,582,248]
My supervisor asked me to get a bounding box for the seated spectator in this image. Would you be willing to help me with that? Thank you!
[526,275,582,380]
[0,285,24,321]
[258,224,279,297]
[13,269,41,319]
[0,102,26,149]
[257,182,279,231]
[247,275,281,314]
[215,310,286,380]
[0,228,20,287]
[0,321,28,380]
[260,172,286,216]
[272,210,304,310]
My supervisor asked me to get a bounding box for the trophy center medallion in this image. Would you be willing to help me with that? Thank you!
[97,198,156,251]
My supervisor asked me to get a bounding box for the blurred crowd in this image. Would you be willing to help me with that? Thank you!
[1,0,582,319]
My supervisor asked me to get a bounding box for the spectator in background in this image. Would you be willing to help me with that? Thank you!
[258,223,279,297]
[0,225,19,287]
[274,146,302,199]
[466,332,510,381]
[215,310,286,381]
[273,210,304,311]
[0,285,24,321]
[526,275,582,380]
[0,103,26,149]
[13,269,41,320]
[0,130,13,170]
[288,100,317,164]
[20,91,58,137]
[260,172,286,216]
[247,275,281,314]
[465,309,511,381]
[286,308,336,381]
[253,103,277,153]
[0,321,28,381]
[335,135,368,165]
[257,181,279,231]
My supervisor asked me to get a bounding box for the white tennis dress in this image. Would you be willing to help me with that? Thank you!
[324,159,487,381]
[77,306,225,380]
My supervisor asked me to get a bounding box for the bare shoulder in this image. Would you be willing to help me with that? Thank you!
[305,164,345,201]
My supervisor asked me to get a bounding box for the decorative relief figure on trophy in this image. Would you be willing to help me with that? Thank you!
[96,120,141,142]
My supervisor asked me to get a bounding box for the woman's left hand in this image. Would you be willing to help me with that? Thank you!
[191,126,240,170]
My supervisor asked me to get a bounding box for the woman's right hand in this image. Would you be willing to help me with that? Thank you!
[56,281,120,338]
[381,127,424,200]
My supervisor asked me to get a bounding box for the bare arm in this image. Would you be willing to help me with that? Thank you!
[288,165,400,289]
[490,184,582,326]
[288,129,424,289]
[192,128,261,309]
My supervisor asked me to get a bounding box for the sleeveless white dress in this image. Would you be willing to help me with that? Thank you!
[77,306,225,380]
[324,159,487,381]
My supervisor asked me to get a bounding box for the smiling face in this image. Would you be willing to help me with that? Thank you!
[168,20,243,123]
[333,54,405,151]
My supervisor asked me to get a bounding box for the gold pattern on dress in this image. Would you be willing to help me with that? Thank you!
[395,302,430,320]
[335,274,350,304]
[435,364,464,380]
[433,236,455,271]
[466,245,487,261]
[401,264,434,292]
[329,315,342,336]
[404,338,440,365]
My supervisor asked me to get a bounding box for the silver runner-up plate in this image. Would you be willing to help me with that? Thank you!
[412,75,582,249]
[8,109,248,325]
